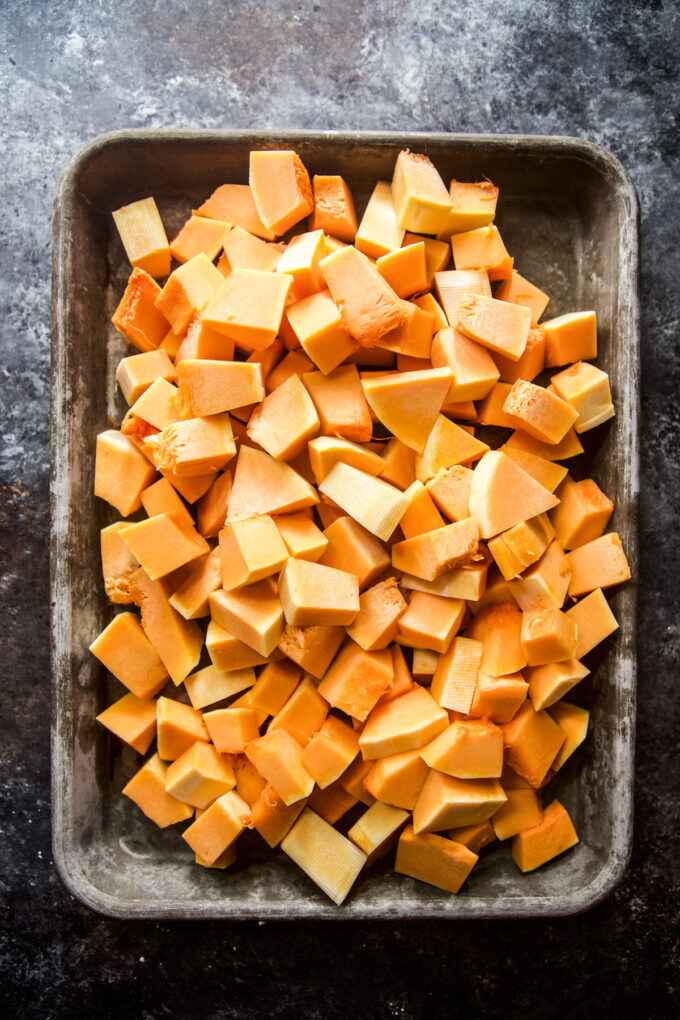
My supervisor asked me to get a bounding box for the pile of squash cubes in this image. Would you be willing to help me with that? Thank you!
[90,147,630,904]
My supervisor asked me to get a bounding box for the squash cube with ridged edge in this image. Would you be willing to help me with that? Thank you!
[281,807,367,905]
[430,636,483,714]
[348,802,410,865]
[113,197,171,279]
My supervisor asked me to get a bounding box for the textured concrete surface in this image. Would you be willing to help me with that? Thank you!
[1,0,678,1017]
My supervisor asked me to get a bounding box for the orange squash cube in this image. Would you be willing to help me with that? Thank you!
[547,702,590,771]
[278,623,345,679]
[112,268,169,352]
[94,430,157,518]
[90,611,169,699]
[520,606,578,666]
[430,636,483,713]
[249,150,314,236]
[469,451,559,539]
[565,588,619,658]
[495,270,550,323]
[421,718,504,779]
[145,414,235,477]
[303,364,373,443]
[440,178,499,237]
[197,182,277,240]
[268,675,329,746]
[219,515,288,591]
[251,784,308,847]
[310,174,358,242]
[245,728,314,806]
[279,557,360,627]
[511,799,578,872]
[363,748,428,811]
[319,243,408,345]
[116,349,175,405]
[221,225,283,273]
[415,416,489,482]
[184,662,255,711]
[359,686,448,760]
[318,641,394,722]
[209,581,284,657]
[346,576,407,652]
[122,753,194,828]
[543,311,597,367]
[492,788,543,841]
[286,290,358,375]
[468,670,528,724]
[302,715,360,788]
[200,267,292,350]
[355,179,405,259]
[550,361,615,433]
[182,790,251,865]
[392,518,479,582]
[501,701,566,788]
[205,620,272,672]
[395,825,478,894]
[96,692,158,754]
[450,224,513,281]
[413,771,507,833]
[202,707,260,754]
[119,512,209,582]
[526,658,589,711]
[550,477,614,550]
[566,533,631,597]
[165,741,236,809]
[156,695,209,761]
[397,592,465,654]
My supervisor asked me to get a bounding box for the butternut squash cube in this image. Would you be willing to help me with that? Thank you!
[165,741,236,809]
[112,268,170,352]
[202,706,260,754]
[275,229,326,299]
[170,214,229,264]
[469,603,527,676]
[488,513,555,581]
[274,512,327,562]
[278,623,345,679]
[430,636,483,713]
[308,436,384,486]
[415,416,489,482]
[200,267,292,350]
[318,641,394,722]
[375,299,435,359]
[176,316,235,362]
[550,361,615,433]
[379,436,417,490]
[182,790,251,865]
[116,349,175,405]
[155,253,224,334]
[319,244,408,345]
[206,620,271,672]
[94,430,157,517]
[286,289,358,374]
[547,702,590,771]
[113,197,171,279]
[493,324,547,384]
[246,372,320,461]
[122,753,194,828]
[140,476,194,528]
[503,426,583,462]
[526,658,589,711]
[145,414,235,476]
[509,538,571,611]
[397,592,465,654]
[209,581,284,657]
[251,784,308,847]
[361,367,454,453]
[339,756,375,805]
[434,269,491,327]
[268,675,329,746]
[90,611,169,699]
[197,182,277,240]
[310,174,358,242]
[319,462,410,542]
[348,802,409,865]
[456,294,531,362]
[363,748,428,811]
[156,695,209,761]
[100,522,139,605]
[376,241,429,298]
[184,663,255,711]
[501,701,566,787]
[469,451,559,539]
[303,363,373,443]
[346,576,407,652]
[278,557,360,627]
[176,359,264,417]
[249,659,301,717]
[399,481,446,538]
[543,311,597,367]
[450,224,513,281]
[168,547,222,620]
[391,150,452,234]
[227,445,318,520]
[221,225,282,273]
[468,670,528,724]
[495,269,550,323]
[412,648,439,684]
[549,477,614,549]
[502,379,579,444]
[396,825,478,893]
[358,686,448,760]
[413,771,507,833]
[566,533,631,597]
[391,517,479,582]
[492,788,543,841]
[249,150,314,235]
[430,326,499,402]
[119,512,209,582]
[130,568,203,684]
[447,820,496,853]
[302,715,360,788]
[439,179,499,237]
[218,515,288,591]
[511,799,578,872]
[520,606,578,666]
[96,692,158,754]
[355,179,405,259]
[281,807,367,905]
[565,588,619,658]
[413,291,449,330]
[421,719,504,779]
[502,447,567,493]
[245,729,314,806]
[425,465,473,522]
[161,467,217,504]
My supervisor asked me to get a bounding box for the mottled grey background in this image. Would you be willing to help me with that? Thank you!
[1,1,678,1017]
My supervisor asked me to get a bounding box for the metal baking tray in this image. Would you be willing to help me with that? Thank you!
[51,130,639,919]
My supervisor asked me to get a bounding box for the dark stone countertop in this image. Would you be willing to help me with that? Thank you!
[1,1,678,1016]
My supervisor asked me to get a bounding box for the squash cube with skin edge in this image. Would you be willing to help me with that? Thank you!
[319,244,408,346]
[415,417,489,483]
[130,568,203,685]
[89,612,169,699]
[118,512,209,582]
[361,368,454,453]
[286,290,358,375]
[154,254,224,335]
[302,715,360,788]
[430,636,483,714]
[251,784,309,848]
[501,701,566,788]
[268,675,329,747]
[395,825,478,895]
[184,663,256,712]
[358,686,448,761]
[355,179,405,260]
[318,642,394,723]
[397,592,465,654]
[112,268,170,352]
[279,558,360,628]
[245,729,315,806]
[145,415,235,477]
[346,576,407,652]
[202,707,261,755]
[249,150,314,236]
[156,696,210,762]
[278,623,345,679]
[468,670,529,725]
[413,772,507,834]
[421,718,504,779]
[526,658,589,711]
[170,214,229,265]
[281,807,367,905]
[438,179,499,238]
[112,197,171,279]
[566,533,631,598]
[543,311,597,367]
[181,790,252,866]
[348,802,410,866]
[511,799,578,872]
[391,150,452,235]
[502,379,578,445]
[116,349,175,406]
[430,326,500,403]
[550,361,615,433]
[200,268,292,351]
[363,748,428,811]
[164,741,236,809]
[520,606,578,667]
[547,702,590,772]
[565,588,618,659]
[456,294,531,363]
[209,581,284,658]
[122,753,194,829]
[176,359,264,417]
[219,515,288,591]
[94,430,157,518]
[227,445,318,521]
[391,517,479,582]
[246,373,320,462]
[492,788,543,841]
[100,522,140,605]
[450,224,513,281]
[310,174,358,242]
[96,692,158,755]
[319,463,410,543]
[469,451,559,540]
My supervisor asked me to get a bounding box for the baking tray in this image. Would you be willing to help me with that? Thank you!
[51,130,639,919]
